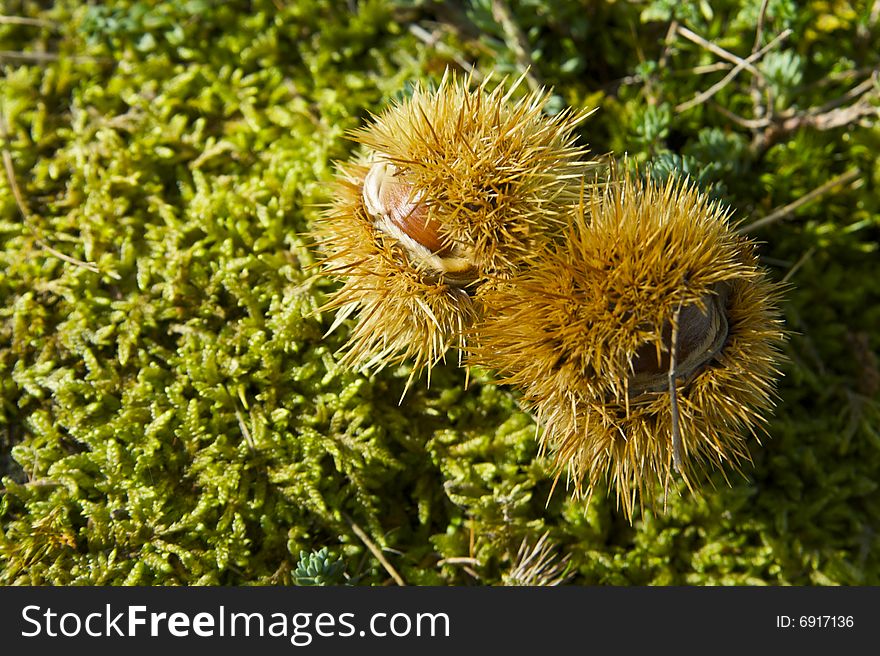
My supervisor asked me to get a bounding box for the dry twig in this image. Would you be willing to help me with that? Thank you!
[0,50,108,64]
[1,101,116,277]
[668,300,684,474]
[0,15,57,28]
[737,166,861,234]
[490,0,544,91]
[673,21,878,155]
[780,247,816,284]
[675,28,792,113]
[677,25,764,78]
[345,515,406,586]
[503,532,572,586]
[408,23,483,82]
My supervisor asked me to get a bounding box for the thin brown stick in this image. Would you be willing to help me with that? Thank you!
[490,0,544,91]
[804,74,878,117]
[750,0,773,120]
[750,73,877,152]
[408,24,483,82]
[714,70,877,138]
[685,62,734,76]
[780,246,816,284]
[35,238,106,275]
[658,20,679,72]
[678,15,776,120]
[0,15,57,28]
[710,102,771,129]
[675,29,792,113]
[437,556,480,566]
[346,516,406,586]
[752,0,771,56]
[668,301,684,474]
[676,25,763,77]
[0,133,33,222]
[0,50,107,64]
[799,66,878,92]
[787,100,877,131]
[0,478,60,495]
[738,167,861,233]
[461,566,481,580]
[233,407,255,452]
[0,101,115,278]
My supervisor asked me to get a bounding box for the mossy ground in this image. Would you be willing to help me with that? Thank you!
[1,0,878,585]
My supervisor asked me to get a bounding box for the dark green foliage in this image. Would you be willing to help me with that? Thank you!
[1,0,878,585]
[644,152,714,187]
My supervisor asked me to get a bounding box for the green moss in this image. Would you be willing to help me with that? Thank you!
[1,0,878,585]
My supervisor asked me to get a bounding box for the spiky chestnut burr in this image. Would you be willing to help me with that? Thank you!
[469,173,787,519]
[313,71,595,384]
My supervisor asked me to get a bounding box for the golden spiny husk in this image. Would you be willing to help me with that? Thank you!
[315,161,478,381]
[314,71,597,382]
[470,172,787,519]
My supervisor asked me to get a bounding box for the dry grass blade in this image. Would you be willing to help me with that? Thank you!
[677,25,763,77]
[503,532,572,586]
[1,100,117,278]
[346,516,406,586]
[0,15,57,28]
[676,29,792,113]
[490,0,544,91]
[737,167,861,233]
[669,300,684,474]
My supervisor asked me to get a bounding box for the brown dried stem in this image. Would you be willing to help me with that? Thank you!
[675,29,792,113]
[490,0,544,91]
[668,300,684,474]
[0,15,57,28]
[0,100,116,278]
[738,166,861,234]
[345,516,406,586]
